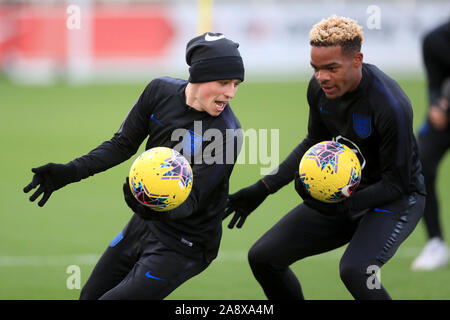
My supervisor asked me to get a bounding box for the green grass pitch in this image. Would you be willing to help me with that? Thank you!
[1,75,449,300]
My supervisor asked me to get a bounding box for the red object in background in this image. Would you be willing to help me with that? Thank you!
[93,6,174,58]
[0,3,175,68]
[16,5,67,60]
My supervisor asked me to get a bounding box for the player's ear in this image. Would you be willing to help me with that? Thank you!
[352,52,363,67]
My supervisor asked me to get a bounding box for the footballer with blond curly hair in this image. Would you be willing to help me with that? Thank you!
[225,15,426,300]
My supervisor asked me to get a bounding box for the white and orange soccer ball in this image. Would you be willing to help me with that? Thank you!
[129,147,193,211]
[299,141,361,203]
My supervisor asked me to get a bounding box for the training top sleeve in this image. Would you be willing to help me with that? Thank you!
[262,78,331,193]
[70,80,157,180]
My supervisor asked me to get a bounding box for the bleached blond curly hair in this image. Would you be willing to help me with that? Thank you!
[309,15,364,54]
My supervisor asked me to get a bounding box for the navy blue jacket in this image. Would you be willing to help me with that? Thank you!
[70,77,242,261]
[264,64,426,211]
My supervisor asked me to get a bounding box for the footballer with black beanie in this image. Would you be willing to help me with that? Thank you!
[24,33,244,299]
[225,15,426,300]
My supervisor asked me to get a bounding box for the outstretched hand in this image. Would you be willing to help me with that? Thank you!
[223,180,270,229]
[23,163,78,207]
[223,195,251,229]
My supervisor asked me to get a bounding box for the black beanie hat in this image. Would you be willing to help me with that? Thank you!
[186,32,245,83]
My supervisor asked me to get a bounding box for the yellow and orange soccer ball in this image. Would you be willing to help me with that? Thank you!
[128,147,193,212]
[299,141,361,203]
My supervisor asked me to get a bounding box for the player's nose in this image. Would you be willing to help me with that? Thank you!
[224,84,237,99]
[316,70,331,82]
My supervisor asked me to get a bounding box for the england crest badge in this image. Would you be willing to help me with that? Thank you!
[352,113,372,139]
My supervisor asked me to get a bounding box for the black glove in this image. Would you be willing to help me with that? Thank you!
[294,172,350,215]
[23,162,79,207]
[123,177,166,221]
[294,172,311,201]
[224,180,270,229]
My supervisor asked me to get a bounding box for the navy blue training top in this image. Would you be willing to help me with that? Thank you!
[264,63,426,212]
[69,77,242,261]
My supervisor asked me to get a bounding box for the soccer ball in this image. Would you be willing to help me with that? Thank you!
[299,141,361,203]
[128,147,193,211]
